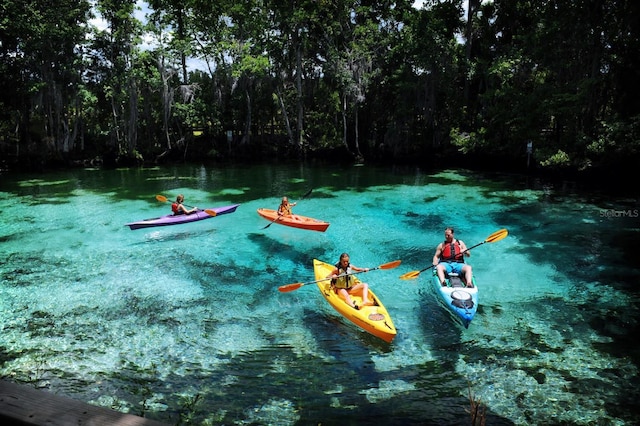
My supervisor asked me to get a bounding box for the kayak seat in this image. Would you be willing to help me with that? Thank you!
[447,273,465,288]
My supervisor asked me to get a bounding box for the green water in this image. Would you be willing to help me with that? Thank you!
[1,164,638,425]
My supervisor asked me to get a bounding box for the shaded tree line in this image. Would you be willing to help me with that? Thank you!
[1,0,638,175]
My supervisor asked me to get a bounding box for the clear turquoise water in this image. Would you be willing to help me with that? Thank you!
[1,164,639,425]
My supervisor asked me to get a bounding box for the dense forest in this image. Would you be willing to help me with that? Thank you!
[1,0,638,177]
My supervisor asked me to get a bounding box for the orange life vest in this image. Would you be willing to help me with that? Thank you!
[441,240,464,262]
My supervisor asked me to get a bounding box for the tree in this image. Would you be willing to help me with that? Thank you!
[0,0,92,166]
[92,0,143,162]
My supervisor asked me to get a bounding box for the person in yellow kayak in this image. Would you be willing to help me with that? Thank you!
[171,194,198,215]
[433,227,473,287]
[277,196,297,216]
[327,253,374,310]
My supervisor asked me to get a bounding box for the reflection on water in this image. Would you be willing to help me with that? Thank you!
[0,165,639,425]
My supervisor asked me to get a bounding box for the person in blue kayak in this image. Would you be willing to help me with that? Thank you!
[171,194,198,215]
[433,227,474,287]
[277,196,297,216]
[327,253,373,310]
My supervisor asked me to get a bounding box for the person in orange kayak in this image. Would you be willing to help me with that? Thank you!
[277,196,297,216]
[432,227,473,287]
[326,253,373,310]
[171,194,198,215]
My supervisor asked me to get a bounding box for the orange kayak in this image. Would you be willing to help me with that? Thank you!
[257,208,330,232]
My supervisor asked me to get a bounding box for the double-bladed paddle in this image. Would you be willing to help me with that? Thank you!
[278,259,402,293]
[155,194,217,217]
[399,228,509,280]
[262,188,313,229]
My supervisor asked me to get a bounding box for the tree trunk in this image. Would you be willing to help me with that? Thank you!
[126,75,138,155]
[110,96,122,152]
[342,92,349,150]
[159,57,173,151]
[243,88,251,145]
[463,0,480,107]
[354,106,362,159]
[295,38,304,150]
[276,85,295,145]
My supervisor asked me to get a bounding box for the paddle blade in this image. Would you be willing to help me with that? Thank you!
[379,260,402,270]
[301,188,313,199]
[204,209,217,217]
[278,283,303,293]
[399,271,421,280]
[486,228,508,243]
[156,195,169,203]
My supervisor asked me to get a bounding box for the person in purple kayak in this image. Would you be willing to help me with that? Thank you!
[171,194,198,215]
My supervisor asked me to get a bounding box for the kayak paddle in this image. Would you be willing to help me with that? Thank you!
[278,259,402,293]
[155,194,217,217]
[262,188,313,229]
[399,228,509,280]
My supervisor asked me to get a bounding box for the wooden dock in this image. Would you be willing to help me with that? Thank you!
[0,380,168,425]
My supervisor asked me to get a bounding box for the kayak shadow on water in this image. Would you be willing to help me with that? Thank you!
[126,227,218,243]
[301,307,395,355]
[416,286,469,357]
[246,232,330,269]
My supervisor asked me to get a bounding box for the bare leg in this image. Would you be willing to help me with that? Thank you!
[436,264,447,286]
[462,265,473,287]
[360,283,373,306]
[338,288,357,308]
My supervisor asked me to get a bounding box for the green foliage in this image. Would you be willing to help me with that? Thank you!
[593,116,640,154]
[539,149,570,168]
[0,0,637,173]
[449,127,487,154]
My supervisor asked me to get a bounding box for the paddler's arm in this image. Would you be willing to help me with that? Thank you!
[459,240,471,257]
[326,267,338,279]
[179,204,198,215]
[432,243,443,266]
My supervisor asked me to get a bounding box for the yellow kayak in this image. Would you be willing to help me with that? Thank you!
[313,259,397,343]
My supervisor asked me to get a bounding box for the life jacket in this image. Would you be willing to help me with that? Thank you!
[440,239,464,263]
[172,202,182,215]
[278,203,292,216]
[332,263,357,289]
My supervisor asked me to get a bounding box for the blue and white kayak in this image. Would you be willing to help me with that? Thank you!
[432,270,478,328]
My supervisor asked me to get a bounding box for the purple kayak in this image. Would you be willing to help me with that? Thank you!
[126,204,240,230]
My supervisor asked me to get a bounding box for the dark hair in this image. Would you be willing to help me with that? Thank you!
[335,252,351,273]
[445,227,454,233]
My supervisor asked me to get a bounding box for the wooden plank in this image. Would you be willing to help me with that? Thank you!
[0,380,168,426]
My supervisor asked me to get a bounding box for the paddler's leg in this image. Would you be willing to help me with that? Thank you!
[436,263,448,286]
[338,288,359,309]
[359,283,374,306]
[461,264,473,287]
[350,283,373,306]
